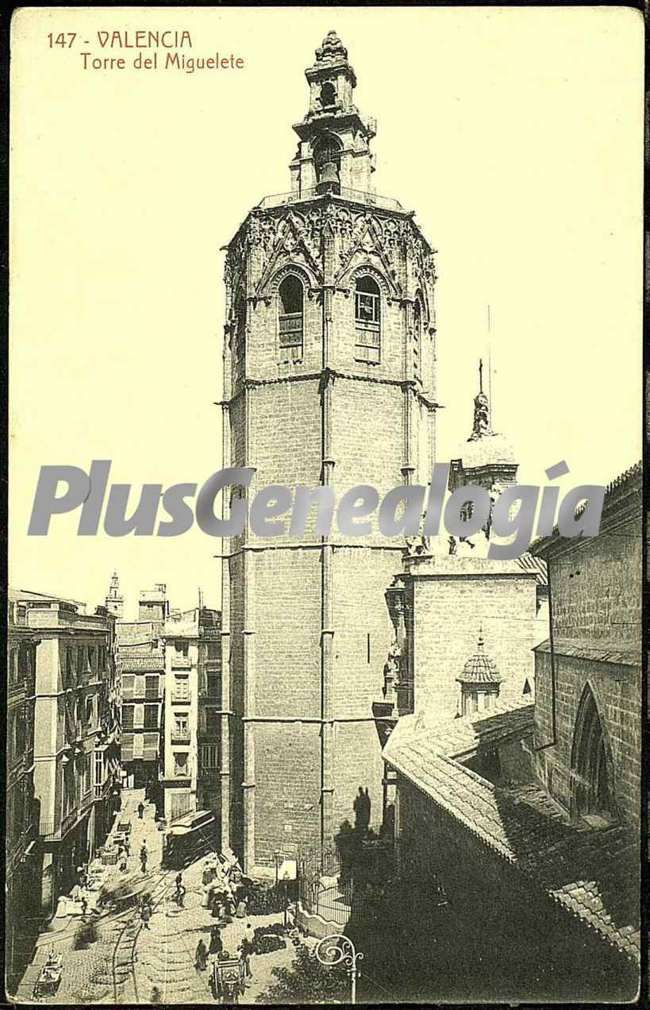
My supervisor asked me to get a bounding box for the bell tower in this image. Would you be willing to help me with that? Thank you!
[290,30,376,197]
[219,32,438,873]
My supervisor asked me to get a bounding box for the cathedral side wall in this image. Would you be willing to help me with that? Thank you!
[533,650,641,830]
[412,574,537,718]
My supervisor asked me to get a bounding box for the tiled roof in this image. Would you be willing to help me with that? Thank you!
[405,699,535,760]
[515,552,548,586]
[534,638,641,667]
[384,710,640,962]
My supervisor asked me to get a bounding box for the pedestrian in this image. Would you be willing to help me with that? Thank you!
[239,938,252,985]
[124,837,130,857]
[244,921,255,963]
[195,938,208,972]
[80,895,88,920]
[235,895,247,918]
[120,856,128,873]
[175,884,186,908]
[138,801,145,820]
[208,925,223,956]
[141,853,148,874]
[141,903,151,930]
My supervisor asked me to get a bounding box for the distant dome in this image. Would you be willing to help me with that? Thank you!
[457,632,502,685]
[458,431,517,469]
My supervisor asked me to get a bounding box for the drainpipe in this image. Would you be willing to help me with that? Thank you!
[534,558,557,751]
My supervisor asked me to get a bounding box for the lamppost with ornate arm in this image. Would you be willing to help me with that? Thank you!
[313,932,364,1005]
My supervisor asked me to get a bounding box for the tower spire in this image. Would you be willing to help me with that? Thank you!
[105,570,124,619]
[290,32,377,197]
[470,359,491,440]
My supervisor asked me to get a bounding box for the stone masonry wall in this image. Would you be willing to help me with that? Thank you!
[410,570,537,719]
[548,515,641,646]
[534,650,641,829]
[533,511,641,828]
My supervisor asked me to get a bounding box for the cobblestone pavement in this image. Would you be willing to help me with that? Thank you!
[15,789,296,1004]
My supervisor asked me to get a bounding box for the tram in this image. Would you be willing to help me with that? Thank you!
[162,809,218,869]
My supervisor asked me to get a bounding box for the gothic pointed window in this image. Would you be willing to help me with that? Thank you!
[233,296,246,388]
[278,274,304,361]
[571,684,615,822]
[355,275,381,363]
[413,298,423,383]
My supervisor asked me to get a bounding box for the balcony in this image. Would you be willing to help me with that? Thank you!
[256,186,405,213]
[171,731,191,745]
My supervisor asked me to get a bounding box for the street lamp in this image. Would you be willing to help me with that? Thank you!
[313,932,364,1005]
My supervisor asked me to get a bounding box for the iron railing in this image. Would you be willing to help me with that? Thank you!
[257,187,404,213]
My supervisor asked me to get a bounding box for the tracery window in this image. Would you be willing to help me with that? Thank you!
[571,684,614,821]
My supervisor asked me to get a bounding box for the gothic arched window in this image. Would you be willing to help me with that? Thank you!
[313,134,341,181]
[354,275,381,363]
[233,296,246,387]
[413,298,423,383]
[278,274,304,361]
[571,684,615,821]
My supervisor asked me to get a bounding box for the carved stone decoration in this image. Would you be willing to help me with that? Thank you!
[382,638,400,704]
[469,391,491,440]
[335,214,401,296]
[403,534,431,559]
[315,29,349,64]
[253,209,323,297]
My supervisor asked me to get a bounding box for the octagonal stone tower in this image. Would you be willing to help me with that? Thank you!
[219,31,438,872]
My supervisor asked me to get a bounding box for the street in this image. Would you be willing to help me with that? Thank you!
[16,789,295,1004]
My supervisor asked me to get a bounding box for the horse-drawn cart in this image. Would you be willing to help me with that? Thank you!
[212,955,245,1004]
[33,953,63,999]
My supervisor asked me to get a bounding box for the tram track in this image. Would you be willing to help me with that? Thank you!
[110,868,176,1004]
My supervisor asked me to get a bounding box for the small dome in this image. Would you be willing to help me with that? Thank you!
[457,632,501,685]
[459,431,517,469]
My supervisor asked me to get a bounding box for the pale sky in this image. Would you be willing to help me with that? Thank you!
[9,6,643,617]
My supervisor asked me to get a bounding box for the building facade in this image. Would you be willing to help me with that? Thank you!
[10,590,121,917]
[6,601,42,991]
[220,30,438,872]
[162,606,221,824]
[116,595,166,797]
